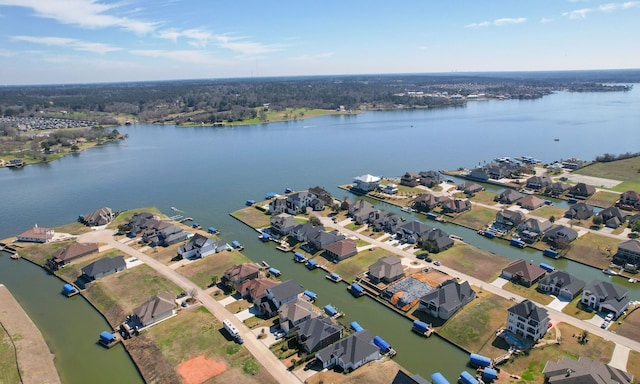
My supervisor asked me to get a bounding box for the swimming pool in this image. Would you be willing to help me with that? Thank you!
[503,332,526,349]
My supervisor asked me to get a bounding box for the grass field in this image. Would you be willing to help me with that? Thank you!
[452,206,497,230]
[561,295,596,320]
[178,250,251,288]
[147,306,276,384]
[627,350,640,380]
[469,190,499,205]
[573,157,640,192]
[54,222,93,236]
[437,243,512,282]
[586,191,621,208]
[563,232,617,269]
[0,327,20,384]
[230,207,271,229]
[327,247,390,282]
[13,239,76,266]
[501,282,554,305]
[439,293,512,354]
[531,205,567,222]
[107,207,166,230]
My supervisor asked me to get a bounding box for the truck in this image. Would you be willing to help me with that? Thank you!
[223,319,243,344]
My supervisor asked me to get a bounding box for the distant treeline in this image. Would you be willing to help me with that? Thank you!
[594,152,640,162]
[0,70,638,124]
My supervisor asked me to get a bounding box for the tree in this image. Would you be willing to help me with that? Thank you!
[309,216,321,226]
[189,288,198,300]
[549,215,556,223]
[592,215,603,226]
[211,275,219,286]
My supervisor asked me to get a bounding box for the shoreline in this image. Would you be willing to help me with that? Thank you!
[0,283,61,384]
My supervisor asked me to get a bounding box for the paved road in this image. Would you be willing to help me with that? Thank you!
[78,229,301,384]
[315,215,640,354]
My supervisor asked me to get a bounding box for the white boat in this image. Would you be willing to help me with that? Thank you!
[629,278,637,283]
[602,268,618,276]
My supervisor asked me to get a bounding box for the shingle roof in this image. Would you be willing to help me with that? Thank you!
[133,291,175,325]
[81,256,125,278]
[508,299,548,322]
[543,356,633,384]
[269,280,304,302]
[503,259,546,282]
[316,330,379,367]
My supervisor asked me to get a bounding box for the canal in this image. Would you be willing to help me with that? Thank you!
[0,252,144,384]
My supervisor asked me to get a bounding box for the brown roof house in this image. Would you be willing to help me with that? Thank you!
[278,297,319,333]
[569,182,596,198]
[81,207,114,226]
[618,190,640,211]
[17,225,54,243]
[543,356,633,384]
[495,189,524,204]
[222,263,261,290]
[46,242,99,271]
[368,256,404,284]
[237,277,278,302]
[518,195,546,210]
[131,291,177,328]
[324,238,357,262]
[501,259,546,287]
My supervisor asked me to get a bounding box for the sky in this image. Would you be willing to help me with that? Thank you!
[0,0,638,85]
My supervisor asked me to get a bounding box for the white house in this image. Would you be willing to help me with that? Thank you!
[581,280,630,319]
[506,299,550,342]
[353,174,381,192]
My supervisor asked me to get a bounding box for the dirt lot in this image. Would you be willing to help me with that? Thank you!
[563,232,617,269]
[611,307,640,343]
[303,358,402,384]
[437,243,512,282]
[230,206,271,229]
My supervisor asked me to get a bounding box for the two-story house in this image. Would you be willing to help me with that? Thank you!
[506,299,550,341]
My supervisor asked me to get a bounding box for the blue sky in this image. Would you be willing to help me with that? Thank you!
[0,0,638,85]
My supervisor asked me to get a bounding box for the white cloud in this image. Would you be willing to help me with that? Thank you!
[0,0,158,34]
[130,49,224,65]
[599,1,640,11]
[465,17,526,28]
[213,34,286,57]
[540,17,554,23]
[289,52,334,61]
[12,35,121,54]
[562,8,593,18]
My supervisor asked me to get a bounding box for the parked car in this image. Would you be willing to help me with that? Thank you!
[601,321,609,329]
[425,257,433,263]
[605,313,614,322]
[433,261,441,266]
[274,330,286,339]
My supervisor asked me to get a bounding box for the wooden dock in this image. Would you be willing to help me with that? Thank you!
[99,331,123,348]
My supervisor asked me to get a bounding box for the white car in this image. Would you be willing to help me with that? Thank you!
[433,261,441,266]
[605,313,614,322]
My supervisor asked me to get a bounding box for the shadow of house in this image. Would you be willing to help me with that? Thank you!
[537,271,585,301]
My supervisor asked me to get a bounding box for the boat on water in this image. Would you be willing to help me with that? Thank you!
[401,206,416,213]
[629,278,637,283]
[602,268,618,276]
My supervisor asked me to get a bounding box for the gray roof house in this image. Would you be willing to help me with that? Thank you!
[468,168,489,182]
[349,199,376,225]
[614,239,640,270]
[506,299,550,341]
[496,209,526,228]
[259,279,305,317]
[269,197,288,215]
[418,170,443,187]
[132,291,176,328]
[421,228,454,253]
[458,181,484,194]
[177,233,217,259]
[370,211,403,234]
[418,280,476,319]
[308,230,346,251]
[517,218,552,243]
[565,202,594,220]
[308,186,334,205]
[270,213,298,236]
[289,222,324,242]
[295,316,343,353]
[581,280,630,318]
[547,181,571,197]
[569,182,596,197]
[81,256,126,282]
[396,221,433,244]
[368,256,404,284]
[544,225,579,247]
[412,193,439,213]
[440,197,471,213]
[315,330,380,371]
[526,175,552,190]
[543,356,633,384]
[537,271,586,301]
[278,297,319,333]
[598,207,627,229]
[82,207,114,226]
[495,189,524,204]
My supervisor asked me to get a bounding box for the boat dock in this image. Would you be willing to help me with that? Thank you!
[325,272,343,283]
[62,283,80,297]
[98,330,123,348]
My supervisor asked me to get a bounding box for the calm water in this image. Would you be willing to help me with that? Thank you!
[1,86,639,381]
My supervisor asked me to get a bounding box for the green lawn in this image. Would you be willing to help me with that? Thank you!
[561,295,597,320]
[501,282,553,305]
[178,250,251,289]
[452,206,497,230]
[230,207,271,229]
[573,157,640,190]
[586,191,620,208]
[328,247,390,282]
[437,243,511,282]
[469,190,498,205]
[531,206,567,222]
[563,232,617,269]
[0,327,20,384]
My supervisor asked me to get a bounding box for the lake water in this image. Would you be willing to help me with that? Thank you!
[0,86,639,381]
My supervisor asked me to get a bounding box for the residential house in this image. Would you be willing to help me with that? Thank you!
[295,317,343,354]
[537,271,586,301]
[501,259,546,287]
[391,370,430,384]
[368,256,404,284]
[581,280,630,318]
[543,356,633,384]
[46,242,99,271]
[597,207,627,229]
[177,233,217,259]
[544,226,579,247]
[412,193,439,213]
[486,162,519,180]
[495,209,526,228]
[546,181,571,197]
[562,158,584,170]
[506,299,550,341]
[618,190,640,211]
[269,197,288,215]
[222,263,261,289]
[258,279,305,317]
[308,186,334,206]
[468,167,489,181]
[370,211,403,234]
[131,291,176,328]
[517,218,552,243]
[126,212,156,234]
[400,172,420,187]
[81,207,114,226]
[81,256,126,282]
[417,280,476,319]
[614,239,640,271]
[348,199,376,225]
[396,221,433,244]
[458,181,484,194]
[270,213,297,236]
[382,184,399,194]
[440,197,471,213]
[286,191,317,214]
[324,238,358,262]
[565,202,594,220]
[237,277,278,302]
[418,170,442,188]
[526,175,552,190]
[289,222,324,243]
[308,230,346,251]
[495,189,524,204]
[569,182,596,198]
[315,330,380,371]
[139,219,187,247]
[353,174,381,192]
[518,195,546,210]
[278,297,319,333]
[629,214,640,227]
[17,225,54,243]
[421,228,454,253]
